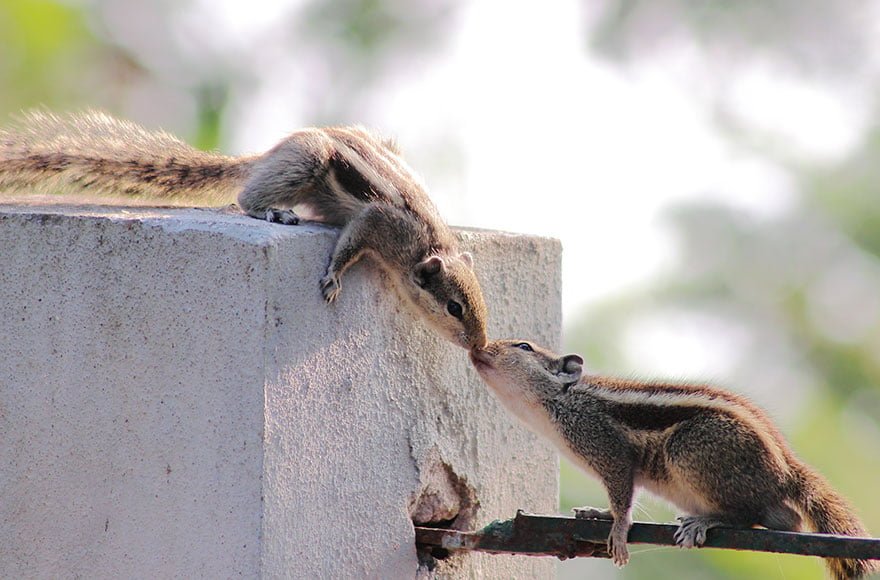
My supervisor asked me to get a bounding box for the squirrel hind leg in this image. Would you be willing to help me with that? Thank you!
[674,515,732,548]
[761,503,801,531]
[572,506,613,520]
[240,200,301,225]
[246,207,300,225]
[675,503,799,548]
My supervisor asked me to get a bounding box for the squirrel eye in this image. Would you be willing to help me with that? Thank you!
[446,300,463,319]
[514,342,533,352]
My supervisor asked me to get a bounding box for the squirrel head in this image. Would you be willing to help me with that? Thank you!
[470,339,583,400]
[409,252,489,350]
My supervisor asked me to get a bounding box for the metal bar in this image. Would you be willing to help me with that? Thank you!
[414,511,880,561]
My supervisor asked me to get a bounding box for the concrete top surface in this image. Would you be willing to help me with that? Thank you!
[0,202,559,247]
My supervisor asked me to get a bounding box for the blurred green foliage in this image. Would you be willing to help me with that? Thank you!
[589,0,872,73]
[562,1,880,578]
[0,0,454,145]
[0,0,100,111]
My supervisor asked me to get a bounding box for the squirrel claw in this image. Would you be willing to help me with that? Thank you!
[265,208,300,225]
[321,274,341,303]
[608,535,629,567]
[607,517,630,567]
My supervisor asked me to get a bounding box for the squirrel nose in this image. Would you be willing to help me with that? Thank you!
[469,347,493,367]
[468,332,488,351]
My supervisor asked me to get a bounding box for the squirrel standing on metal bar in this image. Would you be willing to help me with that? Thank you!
[0,110,488,350]
[470,339,875,580]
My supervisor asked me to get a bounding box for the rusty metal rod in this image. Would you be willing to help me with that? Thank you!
[415,511,880,561]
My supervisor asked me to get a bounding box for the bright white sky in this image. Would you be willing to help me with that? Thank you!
[215,0,867,377]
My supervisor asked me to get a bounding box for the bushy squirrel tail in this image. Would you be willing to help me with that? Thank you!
[0,110,253,201]
[790,461,875,580]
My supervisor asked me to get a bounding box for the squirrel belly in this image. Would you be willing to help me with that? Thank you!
[0,110,489,350]
[470,340,875,579]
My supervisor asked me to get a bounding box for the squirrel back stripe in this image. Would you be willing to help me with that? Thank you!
[321,126,447,243]
[581,375,792,472]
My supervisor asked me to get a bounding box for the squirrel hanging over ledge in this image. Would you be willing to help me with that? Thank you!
[0,110,489,350]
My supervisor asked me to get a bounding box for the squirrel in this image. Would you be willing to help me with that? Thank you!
[0,110,488,350]
[470,339,876,580]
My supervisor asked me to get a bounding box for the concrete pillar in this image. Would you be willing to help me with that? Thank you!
[0,204,562,578]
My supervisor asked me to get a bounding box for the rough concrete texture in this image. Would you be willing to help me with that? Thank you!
[0,204,562,579]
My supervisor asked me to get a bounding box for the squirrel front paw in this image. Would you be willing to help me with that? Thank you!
[320,273,341,303]
[608,530,629,567]
[265,208,300,225]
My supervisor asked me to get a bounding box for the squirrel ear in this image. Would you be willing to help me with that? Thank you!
[459,252,474,269]
[559,354,584,386]
[414,255,444,287]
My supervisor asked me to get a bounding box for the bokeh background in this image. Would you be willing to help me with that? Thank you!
[3,0,880,577]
